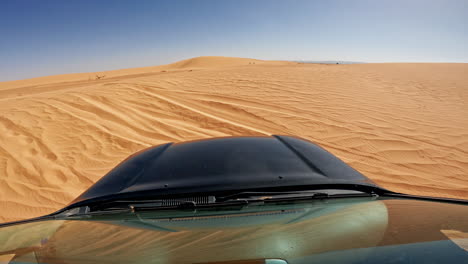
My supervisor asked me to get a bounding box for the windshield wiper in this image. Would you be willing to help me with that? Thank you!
[217,191,329,201]
[53,183,389,218]
[57,188,380,217]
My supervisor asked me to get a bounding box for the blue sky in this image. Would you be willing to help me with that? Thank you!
[1,0,467,81]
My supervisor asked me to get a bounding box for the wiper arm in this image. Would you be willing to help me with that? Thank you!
[56,184,385,217]
[217,191,329,202]
[128,199,255,212]
[127,189,376,213]
[58,192,322,217]
[217,185,386,202]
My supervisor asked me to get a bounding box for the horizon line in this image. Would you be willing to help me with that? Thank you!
[2,56,468,83]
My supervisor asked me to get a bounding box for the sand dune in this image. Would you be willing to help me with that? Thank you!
[0,56,467,222]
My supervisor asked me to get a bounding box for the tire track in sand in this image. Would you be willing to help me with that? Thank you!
[126,84,273,136]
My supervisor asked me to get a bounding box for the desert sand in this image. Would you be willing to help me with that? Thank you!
[0,56,467,223]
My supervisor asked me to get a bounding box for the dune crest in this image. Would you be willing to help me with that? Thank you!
[165,56,295,69]
[0,57,467,222]
[0,56,286,91]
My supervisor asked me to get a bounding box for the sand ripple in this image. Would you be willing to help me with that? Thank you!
[0,57,467,222]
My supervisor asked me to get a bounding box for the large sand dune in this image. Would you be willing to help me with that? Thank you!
[0,56,467,222]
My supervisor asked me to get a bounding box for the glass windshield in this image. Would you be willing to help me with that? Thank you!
[1,197,466,264]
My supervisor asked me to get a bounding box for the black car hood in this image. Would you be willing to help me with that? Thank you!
[70,135,376,207]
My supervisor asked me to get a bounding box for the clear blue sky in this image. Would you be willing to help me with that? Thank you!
[1,0,467,81]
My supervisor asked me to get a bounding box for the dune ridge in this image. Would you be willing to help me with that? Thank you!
[1,56,467,222]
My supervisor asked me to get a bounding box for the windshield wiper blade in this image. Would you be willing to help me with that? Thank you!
[62,193,317,216]
[59,197,248,216]
[214,183,390,200]
[127,199,256,212]
[217,191,329,202]
[216,185,386,202]
[57,184,385,217]
[126,190,377,213]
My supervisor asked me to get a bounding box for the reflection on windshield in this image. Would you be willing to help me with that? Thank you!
[0,199,387,264]
[440,229,468,251]
[0,220,64,254]
[0,198,466,264]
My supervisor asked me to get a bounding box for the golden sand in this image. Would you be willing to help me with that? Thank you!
[1,56,467,222]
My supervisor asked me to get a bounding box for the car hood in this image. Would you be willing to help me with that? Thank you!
[70,135,377,207]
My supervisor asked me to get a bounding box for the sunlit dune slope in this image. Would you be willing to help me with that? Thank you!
[0,56,467,222]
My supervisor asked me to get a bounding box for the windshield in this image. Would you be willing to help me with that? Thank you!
[1,197,467,264]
